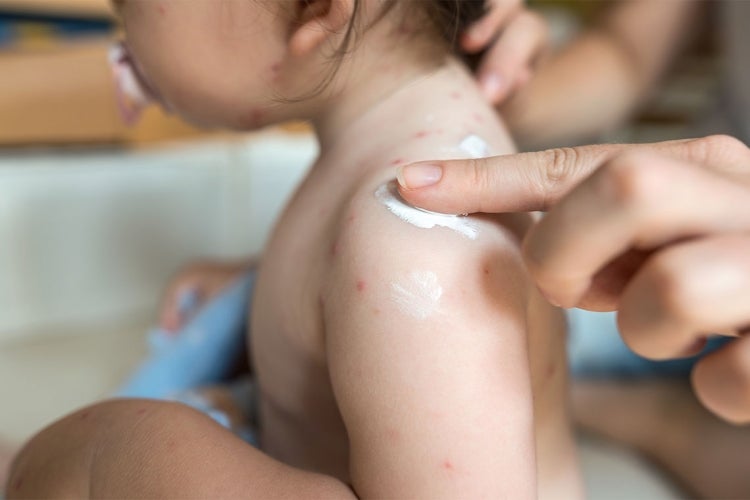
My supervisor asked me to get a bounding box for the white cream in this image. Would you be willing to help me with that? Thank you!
[458,134,490,158]
[390,270,443,320]
[375,134,490,237]
[375,182,479,239]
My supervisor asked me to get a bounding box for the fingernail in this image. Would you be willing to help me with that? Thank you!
[480,73,505,101]
[397,164,443,189]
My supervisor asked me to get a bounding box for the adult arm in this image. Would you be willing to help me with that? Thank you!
[497,0,703,149]
[463,0,548,104]
[397,135,750,423]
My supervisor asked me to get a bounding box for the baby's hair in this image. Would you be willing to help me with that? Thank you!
[292,0,487,100]
[419,0,488,70]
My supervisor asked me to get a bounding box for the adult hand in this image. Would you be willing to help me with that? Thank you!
[463,0,547,104]
[396,135,750,423]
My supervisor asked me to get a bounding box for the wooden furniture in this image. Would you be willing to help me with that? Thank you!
[0,0,113,18]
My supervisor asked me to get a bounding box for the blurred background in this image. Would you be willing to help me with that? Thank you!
[0,1,722,497]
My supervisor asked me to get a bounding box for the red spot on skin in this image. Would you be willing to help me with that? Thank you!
[330,241,340,257]
[414,130,430,139]
[13,476,23,490]
[450,91,461,100]
[158,5,166,16]
[385,427,401,442]
[80,410,90,420]
[347,214,356,224]
[473,112,484,124]
[356,280,366,292]
[389,158,405,166]
[443,460,454,471]
[483,267,490,275]
[372,307,381,315]
[136,408,147,416]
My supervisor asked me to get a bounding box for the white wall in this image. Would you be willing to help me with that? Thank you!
[0,131,317,343]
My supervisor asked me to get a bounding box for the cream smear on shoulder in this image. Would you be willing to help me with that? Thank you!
[458,134,490,158]
[375,134,490,240]
[390,270,443,320]
[375,182,479,240]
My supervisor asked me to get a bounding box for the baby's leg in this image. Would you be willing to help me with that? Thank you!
[1,442,17,492]
[7,400,355,499]
[573,378,750,498]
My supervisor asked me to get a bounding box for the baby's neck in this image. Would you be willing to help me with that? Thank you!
[310,57,515,169]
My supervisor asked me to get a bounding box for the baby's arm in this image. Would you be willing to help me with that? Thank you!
[325,189,536,498]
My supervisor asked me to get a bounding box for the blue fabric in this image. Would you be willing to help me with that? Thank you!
[116,272,256,399]
[567,308,733,378]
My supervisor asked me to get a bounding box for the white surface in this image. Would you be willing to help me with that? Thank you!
[0,132,316,343]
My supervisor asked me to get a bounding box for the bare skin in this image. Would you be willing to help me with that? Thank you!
[573,379,750,498]
[498,0,704,149]
[397,136,750,422]
[0,443,15,491]
[8,0,581,498]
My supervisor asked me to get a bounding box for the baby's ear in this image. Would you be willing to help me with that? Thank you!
[288,0,355,57]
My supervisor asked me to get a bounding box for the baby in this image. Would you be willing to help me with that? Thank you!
[7,1,581,498]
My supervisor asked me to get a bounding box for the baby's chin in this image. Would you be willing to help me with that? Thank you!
[230,106,288,131]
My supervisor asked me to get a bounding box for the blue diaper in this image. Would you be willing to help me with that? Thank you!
[116,272,258,443]
[117,272,256,398]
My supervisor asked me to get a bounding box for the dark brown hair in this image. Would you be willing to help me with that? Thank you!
[298,0,487,99]
[420,0,488,70]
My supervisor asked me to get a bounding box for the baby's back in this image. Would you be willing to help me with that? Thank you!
[251,64,581,498]
[251,173,579,498]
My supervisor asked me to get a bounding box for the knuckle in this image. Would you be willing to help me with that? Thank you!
[599,155,665,212]
[687,134,750,166]
[537,147,580,207]
[467,158,495,210]
[647,253,704,326]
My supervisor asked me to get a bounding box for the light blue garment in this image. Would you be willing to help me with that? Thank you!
[567,308,732,378]
[116,272,256,399]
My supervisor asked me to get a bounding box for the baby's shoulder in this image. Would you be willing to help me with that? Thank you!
[327,170,533,301]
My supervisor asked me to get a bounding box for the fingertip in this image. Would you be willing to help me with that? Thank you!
[479,72,507,104]
[460,31,483,53]
[693,338,750,423]
[396,163,443,190]
[462,23,489,51]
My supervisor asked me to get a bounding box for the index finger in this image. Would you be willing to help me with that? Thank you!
[396,136,750,214]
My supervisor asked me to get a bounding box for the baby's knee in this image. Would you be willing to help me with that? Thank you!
[7,399,201,498]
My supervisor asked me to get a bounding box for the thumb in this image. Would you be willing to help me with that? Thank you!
[396,145,623,214]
